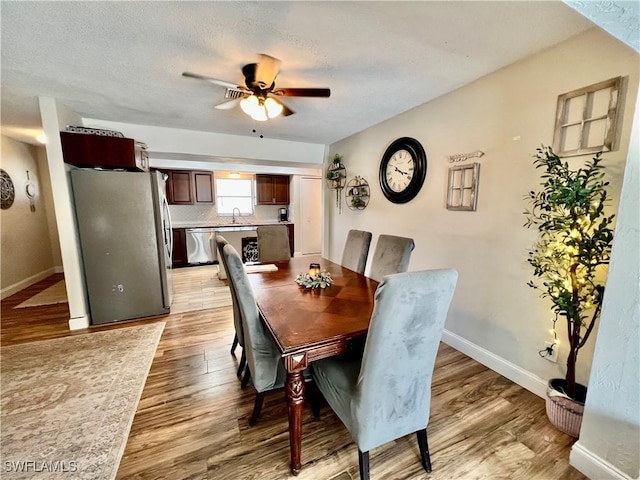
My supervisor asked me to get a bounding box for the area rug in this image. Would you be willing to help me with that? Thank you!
[0,322,165,479]
[14,280,67,308]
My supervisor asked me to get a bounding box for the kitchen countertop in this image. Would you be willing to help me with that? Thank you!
[172,221,293,231]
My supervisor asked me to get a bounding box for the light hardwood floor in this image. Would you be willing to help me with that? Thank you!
[1,268,586,480]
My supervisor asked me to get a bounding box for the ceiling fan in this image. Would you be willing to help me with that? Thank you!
[182,54,330,121]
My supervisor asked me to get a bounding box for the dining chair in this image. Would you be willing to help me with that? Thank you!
[215,235,246,377]
[312,268,458,480]
[341,229,372,274]
[223,243,314,425]
[367,234,415,282]
[256,225,291,263]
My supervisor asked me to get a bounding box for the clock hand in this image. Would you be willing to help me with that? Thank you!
[394,166,410,176]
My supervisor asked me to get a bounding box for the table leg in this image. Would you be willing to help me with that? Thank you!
[285,369,305,475]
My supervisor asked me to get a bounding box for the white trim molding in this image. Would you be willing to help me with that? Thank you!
[441,329,548,398]
[570,442,633,480]
[69,315,90,330]
[1,267,62,300]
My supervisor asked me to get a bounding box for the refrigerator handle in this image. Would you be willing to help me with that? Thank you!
[162,195,174,260]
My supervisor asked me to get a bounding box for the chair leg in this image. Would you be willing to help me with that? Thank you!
[230,333,238,355]
[236,349,246,377]
[249,392,265,426]
[358,449,370,480]
[416,428,432,473]
[241,366,251,390]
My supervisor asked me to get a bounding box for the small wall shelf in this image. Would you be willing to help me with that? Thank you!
[345,176,370,211]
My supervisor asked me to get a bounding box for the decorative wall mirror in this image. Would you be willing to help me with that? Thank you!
[552,76,621,157]
[446,163,480,211]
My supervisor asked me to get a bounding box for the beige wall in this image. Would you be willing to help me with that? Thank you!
[1,135,61,297]
[326,27,639,390]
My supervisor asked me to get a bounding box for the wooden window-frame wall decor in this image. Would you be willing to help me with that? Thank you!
[552,76,622,158]
[446,162,480,211]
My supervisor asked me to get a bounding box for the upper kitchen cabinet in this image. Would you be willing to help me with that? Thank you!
[193,171,214,203]
[166,170,213,205]
[256,174,290,205]
[60,132,149,172]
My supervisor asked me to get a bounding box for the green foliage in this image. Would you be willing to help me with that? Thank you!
[351,195,366,208]
[524,146,615,398]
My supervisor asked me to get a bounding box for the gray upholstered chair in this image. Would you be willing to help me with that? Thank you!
[223,243,315,425]
[215,235,246,377]
[341,229,373,274]
[367,234,415,282]
[256,225,291,263]
[312,268,458,480]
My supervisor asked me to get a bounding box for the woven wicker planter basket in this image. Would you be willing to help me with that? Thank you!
[545,378,586,438]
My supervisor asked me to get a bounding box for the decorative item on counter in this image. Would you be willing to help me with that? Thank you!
[65,125,125,137]
[295,263,334,289]
[25,170,36,212]
[345,176,370,210]
[326,154,346,213]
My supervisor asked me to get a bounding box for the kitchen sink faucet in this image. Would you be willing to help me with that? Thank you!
[232,207,241,224]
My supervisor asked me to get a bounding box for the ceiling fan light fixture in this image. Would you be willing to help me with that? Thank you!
[251,108,268,122]
[264,97,283,119]
[240,95,258,115]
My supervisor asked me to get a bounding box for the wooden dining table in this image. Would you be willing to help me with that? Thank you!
[247,255,379,475]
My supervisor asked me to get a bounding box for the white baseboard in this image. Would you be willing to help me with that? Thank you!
[0,267,61,300]
[68,315,90,330]
[441,329,548,399]
[570,441,633,479]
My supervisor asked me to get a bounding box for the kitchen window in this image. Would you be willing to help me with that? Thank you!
[215,173,254,216]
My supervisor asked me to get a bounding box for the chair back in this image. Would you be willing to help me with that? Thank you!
[341,229,372,274]
[223,243,283,392]
[256,225,291,263]
[352,268,458,452]
[216,235,243,346]
[368,234,415,282]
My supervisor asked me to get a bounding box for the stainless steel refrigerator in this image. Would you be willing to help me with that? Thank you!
[71,169,173,324]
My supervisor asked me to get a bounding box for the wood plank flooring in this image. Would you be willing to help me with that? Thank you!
[1,268,586,480]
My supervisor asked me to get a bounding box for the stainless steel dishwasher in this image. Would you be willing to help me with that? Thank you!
[185,228,217,265]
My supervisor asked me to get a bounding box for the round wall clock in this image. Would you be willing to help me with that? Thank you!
[379,137,427,204]
[1,169,15,210]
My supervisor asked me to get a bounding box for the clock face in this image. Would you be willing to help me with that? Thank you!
[385,149,415,193]
[379,138,427,204]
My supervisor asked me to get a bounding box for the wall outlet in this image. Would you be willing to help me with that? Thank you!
[543,341,558,363]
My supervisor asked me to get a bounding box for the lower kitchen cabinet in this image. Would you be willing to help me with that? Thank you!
[172,228,187,267]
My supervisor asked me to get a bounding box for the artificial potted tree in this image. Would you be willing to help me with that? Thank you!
[524,146,615,438]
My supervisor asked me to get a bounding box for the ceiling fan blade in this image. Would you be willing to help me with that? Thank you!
[254,54,281,89]
[182,71,241,89]
[266,94,294,117]
[273,87,331,98]
[214,98,242,110]
[279,99,295,117]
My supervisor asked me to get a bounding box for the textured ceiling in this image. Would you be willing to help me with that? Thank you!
[1,1,595,146]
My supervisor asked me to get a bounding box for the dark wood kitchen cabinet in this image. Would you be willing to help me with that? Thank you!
[60,132,149,172]
[167,171,193,205]
[172,228,187,267]
[256,174,290,205]
[193,171,214,203]
[166,170,214,205]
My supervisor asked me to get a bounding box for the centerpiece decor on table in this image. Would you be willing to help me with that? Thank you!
[295,263,334,289]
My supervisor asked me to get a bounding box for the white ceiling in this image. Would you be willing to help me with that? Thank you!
[1,1,595,146]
